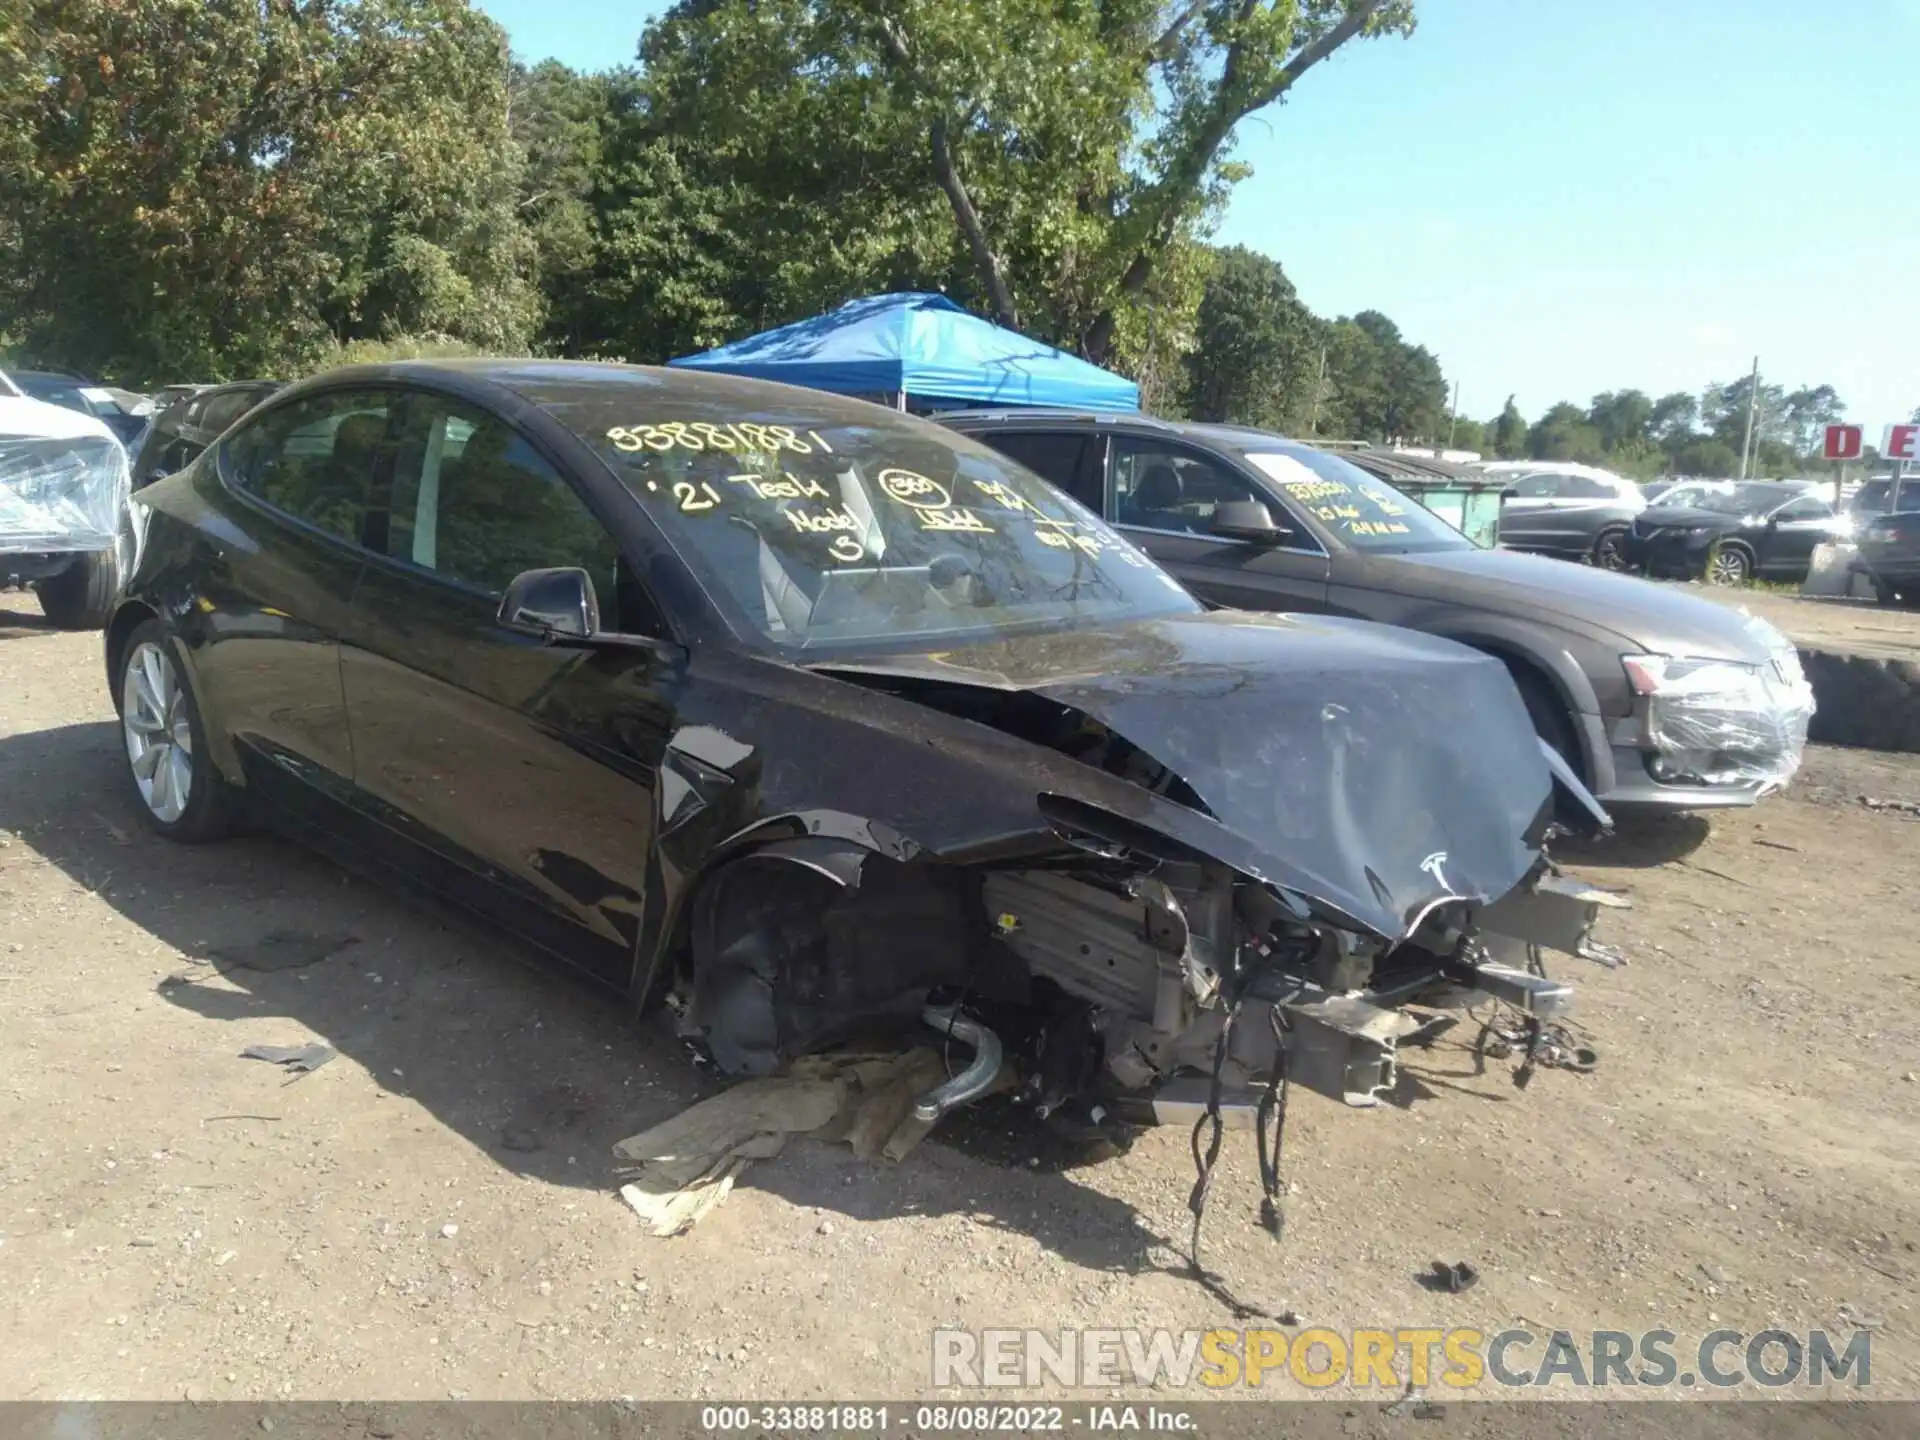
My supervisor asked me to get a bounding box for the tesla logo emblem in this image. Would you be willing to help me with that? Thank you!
[1420,851,1452,891]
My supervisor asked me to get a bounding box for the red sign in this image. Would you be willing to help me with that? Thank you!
[1823,424,1863,460]
[1885,424,1920,461]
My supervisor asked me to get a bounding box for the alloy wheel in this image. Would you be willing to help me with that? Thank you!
[1592,530,1628,571]
[1706,548,1748,586]
[122,640,194,823]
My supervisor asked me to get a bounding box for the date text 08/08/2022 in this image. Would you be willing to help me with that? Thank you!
[699,1405,1196,1434]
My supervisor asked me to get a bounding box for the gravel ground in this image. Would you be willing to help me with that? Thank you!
[2,591,1918,1422]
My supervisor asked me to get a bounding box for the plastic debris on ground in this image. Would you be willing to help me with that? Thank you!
[238,1042,337,1077]
[612,1046,965,1237]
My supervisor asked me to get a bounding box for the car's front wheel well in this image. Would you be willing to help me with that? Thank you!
[104,601,159,705]
[1463,644,1589,783]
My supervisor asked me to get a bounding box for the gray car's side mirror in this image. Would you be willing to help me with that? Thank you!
[1210,500,1290,546]
[498,566,601,641]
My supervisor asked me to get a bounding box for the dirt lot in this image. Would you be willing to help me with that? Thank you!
[3,590,1919,1413]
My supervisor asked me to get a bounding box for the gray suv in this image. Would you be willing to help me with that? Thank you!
[940,410,1813,814]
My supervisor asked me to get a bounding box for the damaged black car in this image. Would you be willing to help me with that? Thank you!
[107,360,1621,1139]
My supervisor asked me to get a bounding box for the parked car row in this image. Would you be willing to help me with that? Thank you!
[939,410,1812,818]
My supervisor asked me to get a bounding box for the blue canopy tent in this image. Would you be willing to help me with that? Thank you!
[666,292,1139,413]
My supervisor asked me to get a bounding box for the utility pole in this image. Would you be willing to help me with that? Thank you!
[1446,378,1462,449]
[1737,354,1760,481]
[1306,344,1328,436]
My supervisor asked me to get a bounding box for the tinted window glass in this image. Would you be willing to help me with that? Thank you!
[981,432,1091,503]
[1776,496,1832,520]
[539,395,1193,653]
[384,398,620,599]
[1111,440,1266,534]
[1505,473,1563,499]
[199,391,259,436]
[1555,474,1611,499]
[227,390,393,543]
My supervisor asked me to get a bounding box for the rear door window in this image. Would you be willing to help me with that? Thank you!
[978,431,1096,509]
[224,390,397,545]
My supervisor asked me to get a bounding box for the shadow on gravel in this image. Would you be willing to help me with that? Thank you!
[0,719,1160,1277]
[1557,809,1712,868]
[0,595,59,639]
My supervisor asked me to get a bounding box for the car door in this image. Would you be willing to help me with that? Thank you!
[1494,471,1581,553]
[193,388,397,825]
[1758,495,1836,577]
[1103,435,1332,611]
[338,388,680,989]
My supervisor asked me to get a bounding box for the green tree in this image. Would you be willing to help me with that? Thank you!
[1526,402,1607,464]
[3,0,537,382]
[512,61,627,355]
[1181,246,1321,430]
[586,0,1415,380]
[1586,389,1653,452]
[1648,391,1699,449]
[1780,384,1844,460]
[1490,395,1528,458]
[1670,438,1740,478]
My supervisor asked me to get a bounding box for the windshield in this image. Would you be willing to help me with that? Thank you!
[15,376,93,414]
[1693,483,1794,516]
[1243,449,1474,552]
[1652,481,1730,508]
[552,392,1199,651]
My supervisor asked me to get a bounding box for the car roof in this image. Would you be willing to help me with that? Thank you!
[286,358,1018,428]
[938,406,1323,454]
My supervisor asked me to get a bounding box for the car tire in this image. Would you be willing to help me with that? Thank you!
[114,619,233,842]
[34,550,119,630]
[1705,542,1752,587]
[1874,579,1899,606]
[1589,527,1629,571]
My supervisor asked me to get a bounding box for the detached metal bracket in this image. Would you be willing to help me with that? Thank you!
[1477,871,1629,963]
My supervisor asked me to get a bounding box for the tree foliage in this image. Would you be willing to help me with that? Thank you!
[2,0,537,381]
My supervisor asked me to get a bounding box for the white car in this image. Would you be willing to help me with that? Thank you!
[0,387,132,628]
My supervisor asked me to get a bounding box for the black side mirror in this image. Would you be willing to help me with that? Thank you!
[1210,500,1289,546]
[498,567,600,641]
[1500,487,1520,501]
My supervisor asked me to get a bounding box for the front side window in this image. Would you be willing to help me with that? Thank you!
[225,390,396,543]
[1244,448,1474,552]
[1505,473,1564,499]
[1110,440,1268,534]
[382,398,621,600]
[1774,496,1832,520]
[537,395,1195,653]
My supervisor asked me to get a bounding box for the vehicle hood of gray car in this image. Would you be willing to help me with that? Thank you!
[813,609,1557,940]
[1352,546,1775,663]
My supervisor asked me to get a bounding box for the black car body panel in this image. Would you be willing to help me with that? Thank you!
[1623,484,1839,581]
[110,362,1621,1122]
[132,381,282,487]
[1855,510,1920,600]
[940,410,1812,813]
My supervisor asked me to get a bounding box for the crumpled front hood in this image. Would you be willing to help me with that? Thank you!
[822,610,1558,939]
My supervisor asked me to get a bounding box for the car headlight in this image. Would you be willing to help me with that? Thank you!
[1621,653,1765,701]
[1620,652,1810,788]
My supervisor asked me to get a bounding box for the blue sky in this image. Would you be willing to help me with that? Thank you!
[477,0,1919,433]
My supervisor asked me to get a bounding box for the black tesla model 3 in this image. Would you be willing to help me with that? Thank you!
[107,360,1609,1128]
